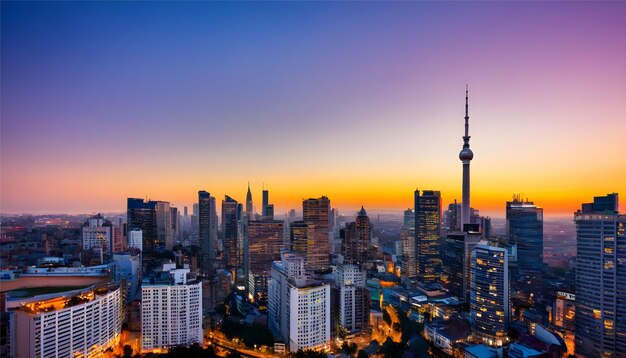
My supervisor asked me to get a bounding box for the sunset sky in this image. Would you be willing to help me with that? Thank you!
[2,1,625,218]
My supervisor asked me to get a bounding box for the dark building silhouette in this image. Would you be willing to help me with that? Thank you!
[506,196,543,280]
[127,198,157,268]
[198,191,213,271]
[222,196,241,267]
[341,207,371,266]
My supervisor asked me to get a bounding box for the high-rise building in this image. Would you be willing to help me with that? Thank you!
[246,220,285,305]
[13,285,122,358]
[246,182,254,218]
[341,207,372,266]
[336,264,370,333]
[169,206,179,249]
[506,196,543,279]
[82,214,114,255]
[401,208,416,279]
[443,226,482,301]
[222,195,241,267]
[262,189,269,217]
[459,87,474,226]
[446,200,462,232]
[574,193,625,357]
[303,196,331,270]
[414,190,442,281]
[198,191,213,271]
[141,266,202,352]
[290,220,309,253]
[128,229,143,251]
[154,201,172,249]
[470,242,510,347]
[127,198,157,265]
[269,252,330,352]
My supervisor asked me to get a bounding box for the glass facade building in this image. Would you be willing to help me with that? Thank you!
[222,195,241,268]
[302,196,331,270]
[246,220,285,305]
[414,190,442,281]
[575,193,625,357]
[470,242,510,347]
[506,197,543,279]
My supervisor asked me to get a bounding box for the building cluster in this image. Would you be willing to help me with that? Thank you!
[0,90,623,357]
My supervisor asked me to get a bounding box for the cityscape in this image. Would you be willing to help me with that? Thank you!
[1,2,625,358]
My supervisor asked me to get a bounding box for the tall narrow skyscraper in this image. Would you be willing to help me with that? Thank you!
[574,193,625,357]
[246,182,254,218]
[459,87,474,226]
[401,208,416,279]
[414,190,442,281]
[198,191,213,270]
[341,207,371,266]
[222,195,240,267]
[127,198,157,268]
[506,196,543,280]
[303,196,331,270]
[262,189,269,218]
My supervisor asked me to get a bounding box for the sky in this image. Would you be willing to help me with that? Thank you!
[2,1,625,218]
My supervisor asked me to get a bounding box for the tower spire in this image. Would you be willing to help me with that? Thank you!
[464,85,470,147]
[459,85,474,226]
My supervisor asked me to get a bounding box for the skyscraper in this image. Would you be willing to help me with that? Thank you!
[246,220,285,305]
[198,191,213,270]
[246,182,254,218]
[154,201,172,249]
[574,193,625,357]
[506,196,543,280]
[222,195,240,267]
[470,242,510,347]
[341,207,371,266]
[262,189,269,217]
[127,198,157,266]
[459,87,474,226]
[303,196,331,270]
[401,208,416,279]
[414,190,442,281]
[336,264,370,334]
[446,200,462,232]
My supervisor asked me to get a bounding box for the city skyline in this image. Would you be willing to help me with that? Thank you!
[2,1,625,216]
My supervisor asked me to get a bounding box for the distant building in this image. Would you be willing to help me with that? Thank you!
[12,285,122,358]
[401,208,416,279]
[269,252,330,352]
[574,193,625,357]
[470,242,510,347]
[336,265,370,333]
[246,182,254,219]
[446,201,462,232]
[506,196,543,279]
[303,197,331,270]
[154,201,172,249]
[341,207,371,266]
[246,220,285,305]
[82,214,113,254]
[141,266,202,352]
[198,191,213,271]
[414,190,442,281]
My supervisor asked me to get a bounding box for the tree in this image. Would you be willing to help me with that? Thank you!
[357,350,369,358]
[227,352,243,358]
[122,345,133,358]
[381,337,406,358]
[342,342,357,356]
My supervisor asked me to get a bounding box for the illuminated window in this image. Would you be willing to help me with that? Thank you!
[604,261,614,270]
[604,320,614,330]
[594,309,602,319]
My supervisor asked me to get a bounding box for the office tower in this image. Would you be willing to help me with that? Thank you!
[401,208,416,279]
[128,229,143,251]
[288,209,297,223]
[341,207,371,266]
[141,266,202,352]
[265,204,275,220]
[209,196,218,253]
[574,193,625,357]
[127,198,157,264]
[459,87,474,225]
[269,252,331,352]
[414,190,443,281]
[222,195,240,267]
[336,265,370,333]
[82,213,114,254]
[479,216,492,238]
[290,220,309,253]
[170,207,179,248]
[443,226,482,301]
[262,189,269,217]
[113,252,142,302]
[330,208,338,230]
[470,242,510,347]
[198,191,213,270]
[246,220,285,305]
[13,285,122,358]
[246,182,254,218]
[303,196,331,270]
[154,201,172,249]
[506,196,543,280]
[446,200,462,231]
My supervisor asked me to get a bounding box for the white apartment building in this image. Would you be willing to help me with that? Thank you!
[12,285,122,358]
[128,229,143,251]
[141,266,202,352]
[82,214,113,254]
[336,264,369,333]
[269,252,330,352]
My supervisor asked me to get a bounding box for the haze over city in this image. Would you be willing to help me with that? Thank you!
[2,1,625,217]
